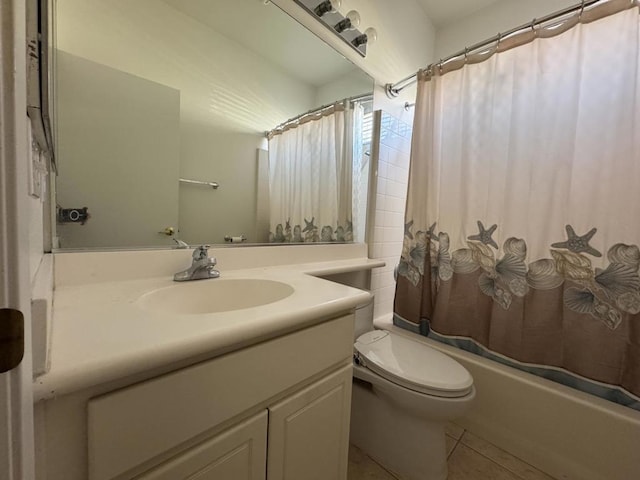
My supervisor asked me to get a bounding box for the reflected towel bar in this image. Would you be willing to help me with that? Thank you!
[179,178,219,189]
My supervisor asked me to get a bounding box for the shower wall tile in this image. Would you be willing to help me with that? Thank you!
[378,159,388,178]
[377,177,387,195]
[384,211,404,228]
[387,180,405,199]
[370,111,413,321]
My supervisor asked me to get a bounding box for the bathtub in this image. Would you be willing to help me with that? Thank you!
[374,316,640,480]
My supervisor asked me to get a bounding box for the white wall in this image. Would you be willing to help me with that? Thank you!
[315,70,373,107]
[55,52,181,249]
[55,0,317,134]
[178,125,264,245]
[435,0,576,60]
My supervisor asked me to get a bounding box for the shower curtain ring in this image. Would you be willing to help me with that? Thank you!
[438,59,443,75]
[530,18,537,36]
[579,0,586,20]
[464,47,469,63]
[496,32,502,50]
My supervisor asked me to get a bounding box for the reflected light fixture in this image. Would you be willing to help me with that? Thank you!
[334,10,360,33]
[364,27,377,44]
[294,0,376,57]
[353,27,377,48]
[314,0,341,16]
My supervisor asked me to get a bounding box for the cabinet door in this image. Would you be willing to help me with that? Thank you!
[137,411,267,480]
[267,365,352,480]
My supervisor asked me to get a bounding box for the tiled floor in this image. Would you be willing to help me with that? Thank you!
[348,423,555,480]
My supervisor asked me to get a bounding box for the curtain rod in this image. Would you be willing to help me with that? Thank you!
[265,93,373,138]
[385,0,605,97]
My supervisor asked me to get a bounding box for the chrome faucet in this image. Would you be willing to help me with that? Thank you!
[173,245,220,282]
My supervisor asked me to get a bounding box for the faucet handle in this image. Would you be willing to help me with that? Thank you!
[193,244,210,260]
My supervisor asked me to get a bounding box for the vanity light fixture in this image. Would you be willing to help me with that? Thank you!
[352,27,377,48]
[313,0,341,17]
[352,33,367,48]
[364,27,377,45]
[334,10,360,33]
[294,0,376,57]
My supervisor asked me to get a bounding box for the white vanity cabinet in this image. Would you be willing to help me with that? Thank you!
[133,365,352,480]
[268,366,352,479]
[136,411,268,480]
[78,314,354,480]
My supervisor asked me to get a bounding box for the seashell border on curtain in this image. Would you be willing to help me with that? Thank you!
[399,222,640,328]
[396,221,640,410]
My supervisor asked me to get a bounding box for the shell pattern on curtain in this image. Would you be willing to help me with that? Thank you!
[394,5,640,410]
[267,104,355,243]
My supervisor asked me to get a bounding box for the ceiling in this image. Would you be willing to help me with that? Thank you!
[416,0,501,27]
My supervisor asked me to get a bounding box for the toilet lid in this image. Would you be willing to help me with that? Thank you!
[354,330,473,398]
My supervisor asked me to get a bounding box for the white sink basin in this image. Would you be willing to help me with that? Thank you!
[137,278,295,315]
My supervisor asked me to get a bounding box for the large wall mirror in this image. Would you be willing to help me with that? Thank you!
[53,0,374,249]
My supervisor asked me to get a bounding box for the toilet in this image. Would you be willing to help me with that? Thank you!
[350,299,475,480]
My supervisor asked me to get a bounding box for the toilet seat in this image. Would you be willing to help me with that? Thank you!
[354,330,473,398]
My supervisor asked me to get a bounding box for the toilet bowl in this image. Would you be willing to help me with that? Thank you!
[350,301,475,480]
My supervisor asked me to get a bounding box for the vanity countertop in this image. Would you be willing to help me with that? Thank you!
[34,257,383,401]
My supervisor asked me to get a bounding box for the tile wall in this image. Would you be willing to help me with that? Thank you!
[369,112,413,320]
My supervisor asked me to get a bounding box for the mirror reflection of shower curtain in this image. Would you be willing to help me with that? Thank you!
[268,102,356,243]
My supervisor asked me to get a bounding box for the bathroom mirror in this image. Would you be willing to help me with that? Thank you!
[53,0,374,249]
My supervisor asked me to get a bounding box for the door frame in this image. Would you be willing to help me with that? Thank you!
[0,0,36,478]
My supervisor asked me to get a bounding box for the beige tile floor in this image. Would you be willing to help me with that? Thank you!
[348,423,555,480]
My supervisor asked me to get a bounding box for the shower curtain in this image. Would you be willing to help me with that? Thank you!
[268,102,359,243]
[395,1,640,409]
